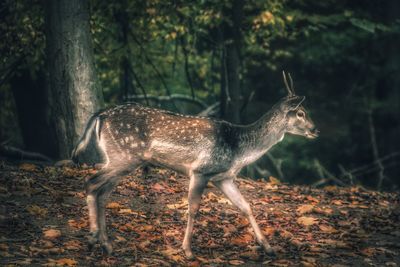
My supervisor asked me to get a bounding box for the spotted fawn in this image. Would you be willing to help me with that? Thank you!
[72,71,319,259]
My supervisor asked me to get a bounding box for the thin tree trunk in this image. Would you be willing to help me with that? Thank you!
[44,0,104,160]
[114,4,135,101]
[367,108,385,189]
[220,0,244,124]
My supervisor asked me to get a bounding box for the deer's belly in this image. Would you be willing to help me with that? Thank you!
[147,140,211,175]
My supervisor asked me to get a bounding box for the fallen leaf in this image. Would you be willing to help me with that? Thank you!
[300,260,316,267]
[64,240,82,251]
[26,205,48,217]
[38,240,54,249]
[314,207,334,216]
[20,163,38,172]
[332,199,343,205]
[231,233,253,246]
[222,224,236,237]
[263,227,276,237]
[323,185,338,192]
[115,235,127,243]
[268,176,281,185]
[0,243,8,251]
[43,229,61,240]
[12,258,33,265]
[161,247,183,262]
[319,239,348,248]
[279,230,294,240]
[319,224,337,233]
[217,197,232,205]
[229,259,245,265]
[297,204,314,214]
[301,256,317,264]
[30,246,64,255]
[138,240,151,250]
[297,216,318,226]
[106,202,122,209]
[205,192,219,201]
[119,208,133,214]
[306,195,319,203]
[271,195,282,201]
[290,239,304,248]
[360,247,377,257]
[138,224,154,231]
[239,250,260,260]
[67,219,88,229]
[48,258,77,266]
[167,199,188,209]
[152,182,165,192]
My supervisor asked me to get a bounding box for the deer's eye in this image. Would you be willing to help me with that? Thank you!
[297,111,305,118]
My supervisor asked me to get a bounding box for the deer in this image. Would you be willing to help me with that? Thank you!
[72,71,319,259]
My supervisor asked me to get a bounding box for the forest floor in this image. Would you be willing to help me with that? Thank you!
[0,161,399,267]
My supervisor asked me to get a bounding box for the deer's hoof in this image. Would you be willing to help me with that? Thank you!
[261,242,276,256]
[265,247,276,256]
[182,248,195,260]
[87,234,98,251]
[101,241,113,256]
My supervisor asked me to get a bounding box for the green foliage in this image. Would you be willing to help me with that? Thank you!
[0,0,399,188]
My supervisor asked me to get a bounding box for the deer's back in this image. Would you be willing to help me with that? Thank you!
[96,103,240,175]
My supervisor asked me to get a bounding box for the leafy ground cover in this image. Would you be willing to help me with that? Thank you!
[0,161,399,266]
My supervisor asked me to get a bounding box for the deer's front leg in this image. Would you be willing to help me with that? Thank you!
[213,178,275,256]
[182,174,207,259]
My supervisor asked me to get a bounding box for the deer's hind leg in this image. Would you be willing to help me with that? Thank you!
[85,162,140,254]
[182,173,208,259]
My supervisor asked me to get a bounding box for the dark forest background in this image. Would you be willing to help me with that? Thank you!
[0,0,399,190]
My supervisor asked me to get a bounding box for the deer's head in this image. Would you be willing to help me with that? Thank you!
[280,71,319,139]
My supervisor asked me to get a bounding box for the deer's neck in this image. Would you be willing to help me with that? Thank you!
[235,108,286,164]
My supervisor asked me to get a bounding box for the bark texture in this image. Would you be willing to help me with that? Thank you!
[220,0,244,124]
[44,0,104,159]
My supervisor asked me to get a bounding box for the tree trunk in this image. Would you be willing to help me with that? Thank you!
[10,69,58,158]
[220,0,244,124]
[44,0,104,160]
[114,4,135,101]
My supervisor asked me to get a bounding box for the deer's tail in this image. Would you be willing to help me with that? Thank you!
[71,115,100,163]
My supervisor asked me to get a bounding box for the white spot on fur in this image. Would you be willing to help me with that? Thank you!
[131,143,138,148]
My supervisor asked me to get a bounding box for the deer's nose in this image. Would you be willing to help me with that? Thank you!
[310,127,320,137]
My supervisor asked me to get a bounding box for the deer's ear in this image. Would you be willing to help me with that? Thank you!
[284,96,305,110]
